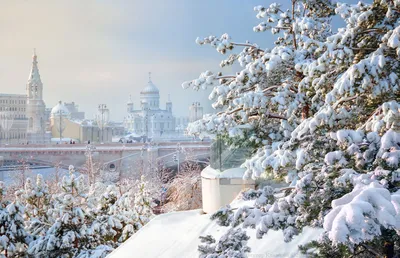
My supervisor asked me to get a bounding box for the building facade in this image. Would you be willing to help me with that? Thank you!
[50,101,114,143]
[124,74,175,138]
[64,102,85,120]
[0,50,51,144]
[0,94,28,144]
[189,102,203,122]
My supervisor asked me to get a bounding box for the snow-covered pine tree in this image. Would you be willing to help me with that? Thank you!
[185,0,400,256]
[133,175,155,229]
[198,228,251,258]
[0,182,29,257]
[28,165,90,257]
[19,174,52,238]
[75,245,114,258]
[88,184,125,248]
[90,181,144,246]
[3,200,28,257]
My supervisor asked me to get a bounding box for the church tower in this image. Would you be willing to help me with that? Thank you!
[26,49,48,143]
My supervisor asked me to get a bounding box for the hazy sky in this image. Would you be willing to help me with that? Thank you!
[0,0,272,120]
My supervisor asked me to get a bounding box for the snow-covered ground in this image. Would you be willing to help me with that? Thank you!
[110,199,323,258]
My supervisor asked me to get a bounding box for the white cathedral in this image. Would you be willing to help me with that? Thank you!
[124,74,175,138]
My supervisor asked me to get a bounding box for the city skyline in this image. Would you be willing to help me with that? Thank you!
[0,0,267,121]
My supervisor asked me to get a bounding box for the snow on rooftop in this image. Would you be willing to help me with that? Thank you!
[110,198,322,258]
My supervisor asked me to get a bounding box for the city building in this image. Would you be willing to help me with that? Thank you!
[26,50,51,143]
[64,102,85,120]
[0,94,28,144]
[189,102,203,122]
[124,74,175,138]
[50,101,113,143]
[0,50,51,144]
[108,121,125,137]
[175,116,189,135]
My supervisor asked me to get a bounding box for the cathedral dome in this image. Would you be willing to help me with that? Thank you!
[141,80,159,94]
[51,101,70,117]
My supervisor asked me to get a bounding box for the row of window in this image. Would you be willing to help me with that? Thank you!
[0,132,26,139]
[134,122,172,130]
[0,114,26,119]
[0,99,26,104]
[0,107,26,112]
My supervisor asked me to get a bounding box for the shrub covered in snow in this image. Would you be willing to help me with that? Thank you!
[185,0,400,256]
[0,164,157,257]
[163,163,202,212]
[0,183,29,257]
[198,228,251,258]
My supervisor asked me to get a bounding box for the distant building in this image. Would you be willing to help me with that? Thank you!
[0,94,28,144]
[108,121,125,137]
[175,116,189,133]
[26,50,51,143]
[64,102,85,120]
[50,101,112,143]
[0,50,51,144]
[124,73,175,138]
[189,102,203,122]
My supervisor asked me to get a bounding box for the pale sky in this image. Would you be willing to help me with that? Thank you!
[0,0,271,120]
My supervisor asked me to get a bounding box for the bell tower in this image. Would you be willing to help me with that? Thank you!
[26,49,48,143]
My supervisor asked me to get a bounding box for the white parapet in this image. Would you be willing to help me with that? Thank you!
[201,166,255,214]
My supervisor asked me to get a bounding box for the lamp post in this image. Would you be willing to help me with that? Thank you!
[143,106,150,142]
[174,143,183,174]
[97,104,109,143]
[53,101,67,144]
[59,109,62,143]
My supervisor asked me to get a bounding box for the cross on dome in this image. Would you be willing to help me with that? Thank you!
[141,72,159,94]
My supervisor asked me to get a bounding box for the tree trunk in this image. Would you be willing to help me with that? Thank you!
[384,241,394,258]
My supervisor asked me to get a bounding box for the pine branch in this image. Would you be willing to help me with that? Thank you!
[231,42,264,53]
[332,95,358,109]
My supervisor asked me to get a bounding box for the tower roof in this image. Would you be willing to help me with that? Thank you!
[27,48,42,86]
[127,94,133,104]
[140,72,159,94]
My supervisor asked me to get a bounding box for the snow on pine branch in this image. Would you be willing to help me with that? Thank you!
[185,0,400,254]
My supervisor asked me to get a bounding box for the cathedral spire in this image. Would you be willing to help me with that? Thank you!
[148,72,152,82]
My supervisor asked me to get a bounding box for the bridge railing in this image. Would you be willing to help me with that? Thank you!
[0,141,211,149]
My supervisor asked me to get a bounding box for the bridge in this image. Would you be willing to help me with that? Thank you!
[0,141,211,175]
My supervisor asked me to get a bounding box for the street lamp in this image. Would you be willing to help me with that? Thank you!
[96,104,109,143]
[53,101,67,143]
[175,143,183,174]
[143,106,150,142]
